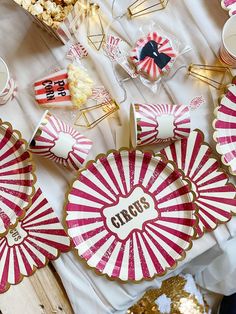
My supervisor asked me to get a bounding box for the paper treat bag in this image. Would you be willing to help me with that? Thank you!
[12,0,86,44]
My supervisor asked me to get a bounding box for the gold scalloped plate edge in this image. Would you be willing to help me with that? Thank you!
[0,119,37,237]
[64,147,197,283]
[196,129,236,237]
[0,245,72,294]
[164,128,236,239]
[0,186,72,294]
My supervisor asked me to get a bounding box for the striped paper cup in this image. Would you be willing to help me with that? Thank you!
[29,111,93,171]
[130,103,191,147]
[219,15,236,67]
[0,57,16,105]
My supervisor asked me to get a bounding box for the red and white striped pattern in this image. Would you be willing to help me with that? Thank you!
[219,44,236,66]
[133,103,191,146]
[213,84,236,175]
[66,149,196,281]
[91,86,112,104]
[219,14,236,66]
[161,130,236,238]
[0,121,35,235]
[67,42,88,60]
[0,186,71,293]
[29,112,92,171]
[56,0,81,44]
[104,35,122,62]
[0,78,17,105]
[221,0,236,15]
[104,35,138,78]
[130,32,176,81]
[34,69,72,108]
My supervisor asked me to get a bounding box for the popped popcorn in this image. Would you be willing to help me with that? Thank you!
[68,64,93,108]
[13,0,77,29]
[29,3,44,15]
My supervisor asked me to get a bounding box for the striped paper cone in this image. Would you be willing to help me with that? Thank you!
[0,185,71,293]
[130,103,191,147]
[219,15,236,67]
[161,129,236,238]
[213,84,236,175]
[0,120,36,236]
[130,32,176,81]
[65,149,196,281]
[29,111,93,171]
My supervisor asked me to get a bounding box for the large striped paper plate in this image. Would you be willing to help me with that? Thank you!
[213,84,236,175]
[0,120,36,236]
[161,130,236,238]
[0,186,71,293]
[65,149,196,282]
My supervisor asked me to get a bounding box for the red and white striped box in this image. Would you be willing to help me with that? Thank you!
[12,0,85,44]
[34,63,93,108]
[34,69,72,107]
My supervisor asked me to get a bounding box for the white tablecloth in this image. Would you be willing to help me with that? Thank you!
[1,0,236,313]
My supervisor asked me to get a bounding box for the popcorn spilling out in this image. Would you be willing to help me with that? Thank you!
[68,64,93,107]
[13,0,77,29]
[34,63,93,108]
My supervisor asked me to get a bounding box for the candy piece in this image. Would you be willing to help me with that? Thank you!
[130,32,176,81]
[34,64,93,108]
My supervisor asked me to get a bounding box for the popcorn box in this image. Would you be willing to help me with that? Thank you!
[34,63,93,108]
[12,0,86,44]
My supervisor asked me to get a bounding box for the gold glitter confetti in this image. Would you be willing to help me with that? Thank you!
[127,275,210,314]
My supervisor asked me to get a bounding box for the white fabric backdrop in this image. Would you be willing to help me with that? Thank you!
[0,0,236,313]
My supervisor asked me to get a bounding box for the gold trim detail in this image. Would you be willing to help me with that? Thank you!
[0,119,37,237]
[64,147,197,283]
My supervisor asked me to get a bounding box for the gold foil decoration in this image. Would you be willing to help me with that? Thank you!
[87,3,105,50]
[127,0,169,18]
[127,275,209,314]
[188,64,233,90]
[74,99,119,128]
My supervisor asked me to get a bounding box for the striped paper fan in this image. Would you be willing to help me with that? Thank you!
[130,32,176,81]
[135,104,191,146]
[29,111,92,171]
[66,149,196,281]
[161,130,236,238]
[213,84,236,175]
[0,186,71,293]
[0,120,36,236]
